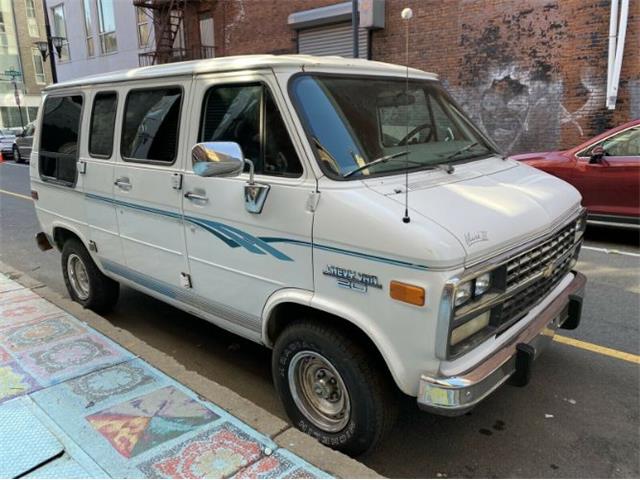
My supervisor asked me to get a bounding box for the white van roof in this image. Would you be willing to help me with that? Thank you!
[45,54,438,91]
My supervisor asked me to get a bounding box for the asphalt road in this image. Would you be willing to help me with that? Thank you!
[1,160,639,478]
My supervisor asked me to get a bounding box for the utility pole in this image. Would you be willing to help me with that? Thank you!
[352,0,359,59]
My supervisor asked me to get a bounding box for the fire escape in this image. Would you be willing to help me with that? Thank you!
[133,0,215,66]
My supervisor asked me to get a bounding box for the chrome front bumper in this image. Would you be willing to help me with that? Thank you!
[417,271,586,415]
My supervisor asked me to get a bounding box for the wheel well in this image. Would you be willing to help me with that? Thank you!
[267,302,395,383]
[52,227,81,251]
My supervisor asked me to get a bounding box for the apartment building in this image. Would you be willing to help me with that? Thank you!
[44,0,156,82]
[0,0,53,128]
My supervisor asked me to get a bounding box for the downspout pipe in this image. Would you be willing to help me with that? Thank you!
[606,0,619,100]
[607,0,629,110]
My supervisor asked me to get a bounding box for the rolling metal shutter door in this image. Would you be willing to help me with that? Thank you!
[298,23,369,59]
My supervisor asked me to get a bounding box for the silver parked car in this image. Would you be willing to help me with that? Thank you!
[0,128,17,160]
[14,122,35,163]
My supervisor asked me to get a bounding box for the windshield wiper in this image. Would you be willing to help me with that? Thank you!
[432,142,482,174]
[343,151,423,178]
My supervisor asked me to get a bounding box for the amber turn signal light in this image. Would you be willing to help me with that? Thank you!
[390,281,426,306]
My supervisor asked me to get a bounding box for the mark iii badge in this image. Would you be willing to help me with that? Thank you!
[322,265,383,293]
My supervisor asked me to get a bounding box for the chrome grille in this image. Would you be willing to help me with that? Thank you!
[505,221,576,290]
[497,220,579,330]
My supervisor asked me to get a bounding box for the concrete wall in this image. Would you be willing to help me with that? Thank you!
[45,0,150,82]
[198,0,638,155]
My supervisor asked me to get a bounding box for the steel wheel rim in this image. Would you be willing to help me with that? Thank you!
[67,254,90,300]
[288,350,351,432]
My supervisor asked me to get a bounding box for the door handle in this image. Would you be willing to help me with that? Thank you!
[184,191,209,202]
[114,177,132,190]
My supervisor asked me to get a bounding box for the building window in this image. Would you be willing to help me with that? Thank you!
[199,14,214,58]
[0,11,7,51]
[97,0,117,54]
[32,48,46,84]
[82,0,94,57]
[51,4,70,61]
[136,7,150,48]
[25,0,39,37]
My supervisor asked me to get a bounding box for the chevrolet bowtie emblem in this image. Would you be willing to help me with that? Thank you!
[543,262,555,278]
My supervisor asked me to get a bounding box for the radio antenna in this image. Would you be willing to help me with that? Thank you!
[401,7,413,224]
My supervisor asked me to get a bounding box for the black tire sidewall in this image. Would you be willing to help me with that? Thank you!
[273,325,381,455]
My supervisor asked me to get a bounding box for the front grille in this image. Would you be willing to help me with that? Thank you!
[496,220,579,330]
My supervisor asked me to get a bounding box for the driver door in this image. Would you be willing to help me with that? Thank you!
[574,125,640,218]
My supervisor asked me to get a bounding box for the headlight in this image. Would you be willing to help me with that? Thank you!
[474,273,491,296]
[454,281,473,307]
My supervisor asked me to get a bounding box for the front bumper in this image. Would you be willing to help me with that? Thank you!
[417,271,586,415]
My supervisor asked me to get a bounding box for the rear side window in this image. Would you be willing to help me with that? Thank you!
[89,92,117,158]
[121,87,182,163]
[39,95,83,186]
[200,83,302,177]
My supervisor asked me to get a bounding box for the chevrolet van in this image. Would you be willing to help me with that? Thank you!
[31,55,586,455]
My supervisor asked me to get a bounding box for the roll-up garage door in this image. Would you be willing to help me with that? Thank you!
[298,23,369,59]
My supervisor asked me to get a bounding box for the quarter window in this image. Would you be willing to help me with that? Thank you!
[39,95,83,185]
[199,84,302,177]
[89,92,117,157]
[121,87,182,163]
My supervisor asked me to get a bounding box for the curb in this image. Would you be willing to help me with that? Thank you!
[0,260,382,479]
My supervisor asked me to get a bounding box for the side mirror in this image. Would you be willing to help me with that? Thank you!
[191,141,245,177]
[589,145,605,164]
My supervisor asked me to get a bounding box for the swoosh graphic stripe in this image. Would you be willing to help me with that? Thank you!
[87,193,429,270]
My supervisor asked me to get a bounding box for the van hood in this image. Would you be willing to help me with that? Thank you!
[364,157,582,265]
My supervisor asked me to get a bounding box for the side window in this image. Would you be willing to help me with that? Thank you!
[89,92,117,157]
[121,87,182,163]
[200,83,302,177]
[39,95,83,185]
[602,127,640,157]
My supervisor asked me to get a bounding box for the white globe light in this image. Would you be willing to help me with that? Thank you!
[401,8,413,20]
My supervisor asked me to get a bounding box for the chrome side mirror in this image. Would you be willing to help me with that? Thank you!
[191,141,244,177]
[191,141,271,214]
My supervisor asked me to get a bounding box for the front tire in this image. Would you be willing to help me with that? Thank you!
[61,238,119,313]
[272,320,397,456]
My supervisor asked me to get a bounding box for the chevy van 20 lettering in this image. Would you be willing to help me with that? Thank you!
[30,55,587,455]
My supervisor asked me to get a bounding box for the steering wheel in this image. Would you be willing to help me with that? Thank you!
[398,123,433,146]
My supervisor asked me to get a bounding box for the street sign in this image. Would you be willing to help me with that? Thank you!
[4,69,21,78]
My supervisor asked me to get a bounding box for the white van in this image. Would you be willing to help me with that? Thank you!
[31,55,586,455]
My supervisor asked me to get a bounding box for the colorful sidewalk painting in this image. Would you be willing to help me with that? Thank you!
[0,273,331,479]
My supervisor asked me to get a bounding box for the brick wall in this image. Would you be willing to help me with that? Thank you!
[191,0,639,154]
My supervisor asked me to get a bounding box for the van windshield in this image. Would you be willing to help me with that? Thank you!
[289,74,498,179]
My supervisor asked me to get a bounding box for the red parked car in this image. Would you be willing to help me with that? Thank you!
[512,119,640,229]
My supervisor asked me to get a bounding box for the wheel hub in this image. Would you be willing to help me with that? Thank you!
[288,351,351,432]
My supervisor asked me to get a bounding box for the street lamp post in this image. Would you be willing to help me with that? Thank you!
[34,0,64,84]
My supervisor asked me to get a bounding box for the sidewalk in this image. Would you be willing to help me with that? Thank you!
[0,271,373,479]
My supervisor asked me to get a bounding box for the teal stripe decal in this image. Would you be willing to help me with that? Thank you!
[86,193,429,271]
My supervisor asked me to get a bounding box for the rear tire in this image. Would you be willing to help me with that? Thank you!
[272,320,398,456]
[12,145,21,163]
[61,238,119,313]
